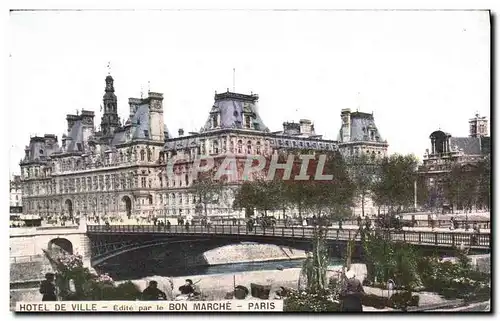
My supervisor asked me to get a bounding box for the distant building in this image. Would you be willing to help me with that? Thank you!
[337,109,389,159]
[418,113,490,210]
[19,73,389,221]
[337,109,389,216]
[10,175,23,215]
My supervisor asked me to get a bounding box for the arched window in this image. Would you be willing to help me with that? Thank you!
[148,195,153,205]
[247,140,252,154]
[185,174,189,186]
[230,141,235,153]
[140,150,145,161]
[256,141,261,155]
[147,149,152,162]
[237,140,243,154]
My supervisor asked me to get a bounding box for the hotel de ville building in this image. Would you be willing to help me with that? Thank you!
[19,73,388,222]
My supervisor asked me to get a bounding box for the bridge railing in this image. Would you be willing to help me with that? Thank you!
[87,225,490,248]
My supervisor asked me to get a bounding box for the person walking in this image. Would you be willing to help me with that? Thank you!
[340,270,365,312]
[39,273,57,301]
[141,281,167,300]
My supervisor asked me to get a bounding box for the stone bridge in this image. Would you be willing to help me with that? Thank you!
[86,224,490,267]
[10,220,491,271]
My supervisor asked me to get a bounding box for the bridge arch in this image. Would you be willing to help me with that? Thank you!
[122,196,132,219]
[90,237,307,267]
[48,237,74,254]
[64,199,73,218]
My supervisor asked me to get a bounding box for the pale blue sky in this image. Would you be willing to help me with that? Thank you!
[7,10,490,173]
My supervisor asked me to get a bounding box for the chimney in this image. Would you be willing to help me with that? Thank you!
[178,128,184,136]
[128,98,142,118]
[66,114,79,133]
[80,110,95,127]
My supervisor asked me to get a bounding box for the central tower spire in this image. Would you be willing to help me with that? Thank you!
[100,73,120,137]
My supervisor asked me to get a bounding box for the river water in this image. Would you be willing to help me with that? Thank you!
[99,257,345,281]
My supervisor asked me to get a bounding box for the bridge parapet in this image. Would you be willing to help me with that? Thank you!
[87,225,491,250]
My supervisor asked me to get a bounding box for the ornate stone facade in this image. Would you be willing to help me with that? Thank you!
[10,175,23,214]
[418,113,490,209]
[19,75,389,221]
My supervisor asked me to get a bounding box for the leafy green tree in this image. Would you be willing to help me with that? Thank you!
[444,162,484,212]
[346,153,381,216]
[232,181,258,218]
[372,154,419,214]
[190,167,225,217]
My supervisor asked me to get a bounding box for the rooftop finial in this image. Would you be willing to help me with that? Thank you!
[107,61,111,75]
[233,68,236,92]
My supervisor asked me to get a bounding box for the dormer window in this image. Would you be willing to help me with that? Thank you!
[245,115,251,128]
[212,115,218,128]
[370,131,375,140]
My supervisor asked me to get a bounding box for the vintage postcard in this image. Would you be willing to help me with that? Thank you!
[9,9,491,313]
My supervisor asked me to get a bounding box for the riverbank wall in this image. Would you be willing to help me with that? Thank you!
[203,243,306,265]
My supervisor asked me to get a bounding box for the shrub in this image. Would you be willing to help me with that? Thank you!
[114,281,141,300]
[284,291,340,312]
[361,294,389,309]
[389,291,419,309]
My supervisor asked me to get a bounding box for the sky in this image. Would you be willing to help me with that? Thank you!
[7,10,490,174]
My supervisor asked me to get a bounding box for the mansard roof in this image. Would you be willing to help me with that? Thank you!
[66,120,85,152]
[337,111,386,144]
[200,91,269,133]
[448,136,489,155]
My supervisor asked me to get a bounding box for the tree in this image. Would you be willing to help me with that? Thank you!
[477,156,491,210]
[443,161,487,212]
[232,181,258,218]
[290,151,356,292]
[346,153,380,216]
[190,166,225,217]
[372,154,419,214]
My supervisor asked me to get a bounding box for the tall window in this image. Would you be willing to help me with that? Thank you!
[256,141,261,155]
[147,149,152,162]
[212,115,218,128]
[213,140,219,154]
[245,115,251,128]
[140,150,145,161]
[247,140,252,154]
[237,140,243,154]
